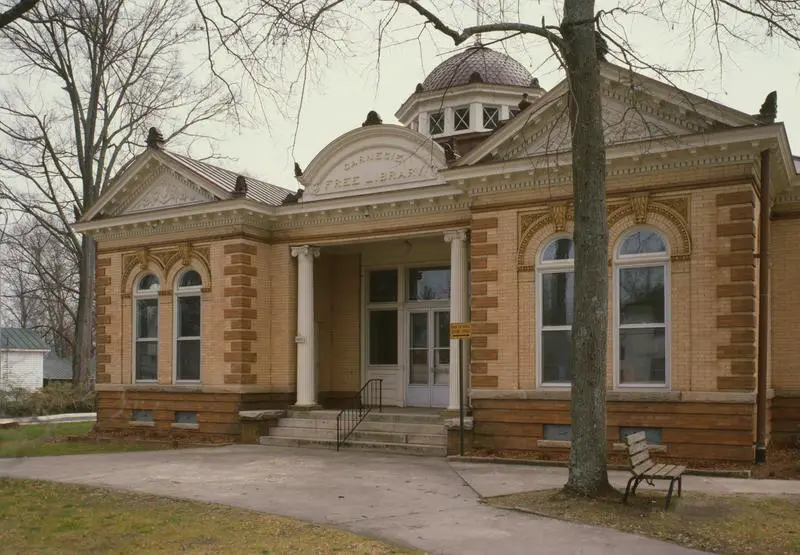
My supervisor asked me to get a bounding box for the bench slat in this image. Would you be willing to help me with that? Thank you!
[624,431,647,445]
[630,450,651,467]
[641,463,666,477]
[632,460,656,476]
[628,440,649,456]
[665,465,686,477]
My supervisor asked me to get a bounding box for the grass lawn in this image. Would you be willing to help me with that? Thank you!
[0,478,414,554]
[487,488,800,555]
[0,422,168,458]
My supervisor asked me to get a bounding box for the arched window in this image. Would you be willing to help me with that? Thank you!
[175,269,202,382]
[134,274,159,382]
[614,229,669,387]
[538,237,574,385]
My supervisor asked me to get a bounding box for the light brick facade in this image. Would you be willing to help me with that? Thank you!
[79,59,800,460]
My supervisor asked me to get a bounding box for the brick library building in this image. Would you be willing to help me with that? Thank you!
[75,45,800,463]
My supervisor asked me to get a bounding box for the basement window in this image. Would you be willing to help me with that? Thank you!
[620,427,662,444]
[175,411,198,425]
[543,424,572,441]
[131,409,154,422]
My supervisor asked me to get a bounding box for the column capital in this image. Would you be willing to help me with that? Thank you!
[444,229,468,243]
[290,245,320,258]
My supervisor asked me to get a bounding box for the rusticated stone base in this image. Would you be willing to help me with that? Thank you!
[472,398,756,463]
[95,390,294,443]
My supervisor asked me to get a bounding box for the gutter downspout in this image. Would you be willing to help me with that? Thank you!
[755,149,771,464]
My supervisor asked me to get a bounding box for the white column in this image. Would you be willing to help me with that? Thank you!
[444,229,469,411]
[291,245,320,407]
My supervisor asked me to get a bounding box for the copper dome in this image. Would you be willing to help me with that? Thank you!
[421,45,534,91]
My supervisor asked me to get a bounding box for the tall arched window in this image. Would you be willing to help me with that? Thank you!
[134,274,160,382]
[537,237,574,385]
[614,229,669,387]
[175,269,202,382]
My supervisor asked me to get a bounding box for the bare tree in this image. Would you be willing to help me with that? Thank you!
[192,0,800,496]
[0,0,237,389]
[0,0,37,30]
[0,217,78,358]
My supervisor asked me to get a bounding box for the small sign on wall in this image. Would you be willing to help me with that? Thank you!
[449,322,472,339]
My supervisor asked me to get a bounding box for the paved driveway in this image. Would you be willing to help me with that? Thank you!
[0,446,704,555]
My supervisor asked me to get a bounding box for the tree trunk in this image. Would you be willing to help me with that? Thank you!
[73,235,95,391]
[561,0,613,496]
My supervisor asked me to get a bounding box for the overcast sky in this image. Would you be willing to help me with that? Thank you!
[182,4,800,192]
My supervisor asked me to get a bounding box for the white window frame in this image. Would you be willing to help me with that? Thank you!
[133,274,160,383]
[173,269,202,384]
[613,227,671,390]
[482,105,500,130]
[453,106,471,131]
[536,235,574,388]
[429,111,445,135]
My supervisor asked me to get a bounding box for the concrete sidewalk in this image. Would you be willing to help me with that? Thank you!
[0,445,706,555]
[450,461,800,498]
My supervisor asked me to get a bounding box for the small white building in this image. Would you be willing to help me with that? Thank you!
[0,328,50,390]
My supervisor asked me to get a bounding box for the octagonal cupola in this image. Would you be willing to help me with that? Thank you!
[395,44,545,147]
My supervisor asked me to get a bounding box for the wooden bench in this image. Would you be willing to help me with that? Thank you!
[623,431,685,509]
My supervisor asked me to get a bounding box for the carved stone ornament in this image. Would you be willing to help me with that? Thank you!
[179,242,193,266]
[630,193,650,224]
[135,248,150,269]
[549,202,568,232]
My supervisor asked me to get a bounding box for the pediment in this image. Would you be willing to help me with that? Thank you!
[461,62,758,166]
[104,164,219,217]
[299,124,447,202]
[496,93,697,161]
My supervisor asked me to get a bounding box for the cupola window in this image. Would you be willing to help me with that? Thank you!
[429,112,445,135]
[483,106,500,129]
[454,106,470,131]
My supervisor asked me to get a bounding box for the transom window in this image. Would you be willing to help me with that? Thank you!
[134,274,159,382]
[175,269,202,382]
[538,237,574,385]
[429,112,445,135]
[482,106,500,129]
[408,267,450,301]
[454,106,470,131]
[615,229,669,387]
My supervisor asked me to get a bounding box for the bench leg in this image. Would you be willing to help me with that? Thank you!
[623,476,638,504]
[631,478,642,496]
[665,479,677,510]
[678,476,682,497]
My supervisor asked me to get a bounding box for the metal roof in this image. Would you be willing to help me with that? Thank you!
[161,151,294,206]
[421,45,535,92]
[0,328,50,351]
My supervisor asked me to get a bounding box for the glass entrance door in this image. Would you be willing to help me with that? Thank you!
[407,309,450,407]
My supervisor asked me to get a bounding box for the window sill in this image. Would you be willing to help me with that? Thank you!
[537,439,571,448]
[128,421,155,427]
[171,423,199,430]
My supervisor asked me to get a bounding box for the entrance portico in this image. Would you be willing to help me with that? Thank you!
[290,231,469,409]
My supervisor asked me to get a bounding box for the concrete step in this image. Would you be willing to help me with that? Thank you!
[285,409,443,425]
[268,426,445,446]
[275,417,445,436]
[258,435,447,457]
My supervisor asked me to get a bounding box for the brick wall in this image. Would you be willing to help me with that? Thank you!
[714,189,758,391]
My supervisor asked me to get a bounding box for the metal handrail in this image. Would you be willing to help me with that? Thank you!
[335,379,382,451]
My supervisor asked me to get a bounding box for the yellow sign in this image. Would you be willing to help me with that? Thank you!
[449,322,472,339]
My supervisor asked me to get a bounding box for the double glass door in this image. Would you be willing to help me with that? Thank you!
[407,309,450,407]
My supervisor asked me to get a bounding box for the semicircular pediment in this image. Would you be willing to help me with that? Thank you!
[299,124,447,202]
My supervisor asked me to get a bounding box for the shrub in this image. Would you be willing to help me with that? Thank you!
[0,383,96,417]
